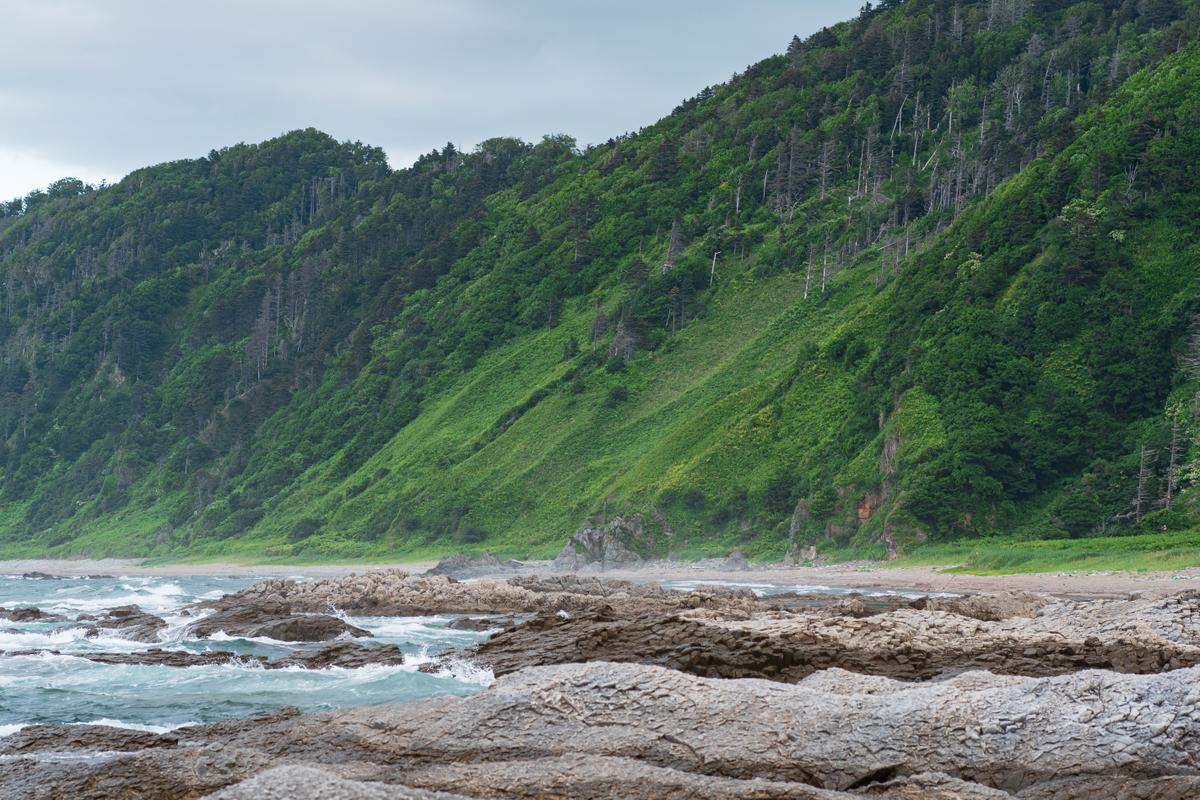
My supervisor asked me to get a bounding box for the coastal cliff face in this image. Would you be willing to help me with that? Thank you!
[2,1,1200,562]
[3,570,1200,799]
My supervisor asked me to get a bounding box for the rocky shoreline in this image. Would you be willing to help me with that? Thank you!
[2,568,1199,798]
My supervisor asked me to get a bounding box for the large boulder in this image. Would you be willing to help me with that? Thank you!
[423,551,521,579]
[723,548,749,571]
[185,602,369,642]
[552,515,648,571]
[86,605,168,643]
[0,606,67,623]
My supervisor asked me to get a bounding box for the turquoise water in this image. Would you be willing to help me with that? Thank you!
[0,573,495,736]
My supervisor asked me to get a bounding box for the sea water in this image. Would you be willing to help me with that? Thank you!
[0,572,955,739]
[0,573,495,736]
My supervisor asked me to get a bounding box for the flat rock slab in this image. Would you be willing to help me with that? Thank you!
[5,661,1199,798]
[458,590,1200,681]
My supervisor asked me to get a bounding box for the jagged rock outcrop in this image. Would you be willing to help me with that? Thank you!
[199,570,758,618]
[6,661,1199,799]
[3,642,408,670]
[0,723,180,755]
[0,606,67,623]
[445,616,520,631]
[184,602,370,641]
[86,604,168,643]
[423,552,521,579]
[723,548,749,570]
[552,515,648,571]
[456,590,1200,681]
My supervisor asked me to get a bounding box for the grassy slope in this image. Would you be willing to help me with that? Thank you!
[2,6,1199,576]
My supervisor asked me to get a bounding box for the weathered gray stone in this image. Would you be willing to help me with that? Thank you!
[457,590,1200,681]
[185,602,370,641]
[552,516,648,571]
[423,551,522,579]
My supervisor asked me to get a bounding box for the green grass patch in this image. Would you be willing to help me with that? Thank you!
[890,530,1200,574]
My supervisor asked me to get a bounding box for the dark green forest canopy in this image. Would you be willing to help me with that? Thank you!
[1,0,1199,560]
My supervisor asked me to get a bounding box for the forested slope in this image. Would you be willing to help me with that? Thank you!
[1,0,1199,560]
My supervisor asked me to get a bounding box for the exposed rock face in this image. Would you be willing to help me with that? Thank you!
[4,642,407,670]
[723,548,749,570]
[552,515,648,571]
[0,723,180,754]
[184,602,370,641]
[0,606,66,623]
[423,552,521,579]
[86,604,168,642]
[918,590,1053,621]
[200,570,756,618]
[5,661,1199,799]
[444,616,520,631]
[457,590,1200,682]
[206,766,469,800]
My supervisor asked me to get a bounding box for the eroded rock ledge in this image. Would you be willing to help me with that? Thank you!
[451,589,1200,681]
[198,569,760,617]
[2,661,1198,799]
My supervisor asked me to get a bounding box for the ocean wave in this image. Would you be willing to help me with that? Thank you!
[0,725,24,739]
[402,646,494,687]
[74,719,196,734]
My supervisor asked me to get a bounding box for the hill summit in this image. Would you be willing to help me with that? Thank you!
[2,0,1199,560]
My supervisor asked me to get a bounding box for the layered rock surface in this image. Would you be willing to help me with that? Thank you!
[199,569,758,617]
[183,601,369,641]
[457,590,1200,681]
[1,641,408,670]
[3,660,1198,799]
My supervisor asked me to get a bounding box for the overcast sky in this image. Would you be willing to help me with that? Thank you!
[0,0,862,201]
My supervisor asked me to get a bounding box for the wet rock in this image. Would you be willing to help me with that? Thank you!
[279,642,406,669]
[185,602,370,642]
[9,642,406,670]
[444,616,520,631]
[423,551,521,579]
[552,515,648,571]
[87,604,168,643]
[0,606,67,623]
[0,723,179,755]
[18,571,62,580]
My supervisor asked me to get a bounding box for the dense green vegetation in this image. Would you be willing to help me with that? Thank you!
[2,0,1199,563]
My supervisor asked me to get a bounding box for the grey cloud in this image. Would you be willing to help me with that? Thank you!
[0,0,861,198]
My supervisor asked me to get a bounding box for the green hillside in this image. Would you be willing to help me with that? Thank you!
[2,0,1199,562]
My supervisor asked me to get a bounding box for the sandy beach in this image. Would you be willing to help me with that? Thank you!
[3,556,1198,597]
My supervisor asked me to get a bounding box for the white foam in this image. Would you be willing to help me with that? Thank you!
[73,719,196,734]
[205,631,295,647]
[428,658,495,687]
[0,725,25,739]
[0,626,93,649]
